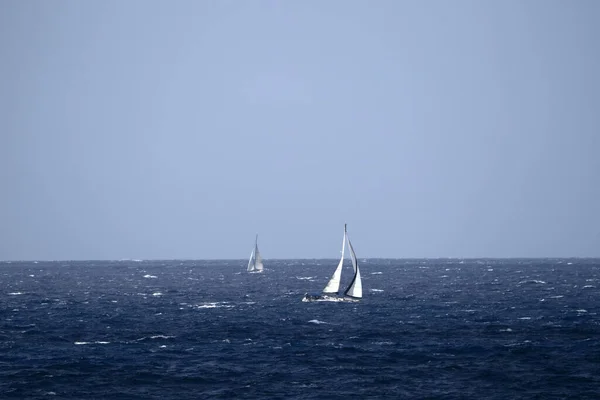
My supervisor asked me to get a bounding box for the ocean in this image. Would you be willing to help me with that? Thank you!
[1,258,598,399]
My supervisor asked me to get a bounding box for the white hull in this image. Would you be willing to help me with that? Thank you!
[302,293,360,303]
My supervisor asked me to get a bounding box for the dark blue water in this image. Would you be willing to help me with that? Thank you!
[1,258,599,399]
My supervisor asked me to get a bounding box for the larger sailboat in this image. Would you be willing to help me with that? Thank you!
[247,234,264,273]
[302,224,362,302]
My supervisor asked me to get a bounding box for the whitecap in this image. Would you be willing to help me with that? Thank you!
[196,302,234,309]
[143,275,157,279]
[295,276,316,280]
[576,309,588,313]
[197,303,220,309]
[370,289,384,292]
[8,292,23,295]
[518,280,546,285]
[371,272,382,275]
[95,341,110,344]
[518,317,532,320]
[582,285,595,289]
[308,319,328,324]
[152,292,162,296]
[74,341,90,345]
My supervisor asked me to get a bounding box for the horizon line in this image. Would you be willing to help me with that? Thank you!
[1,256,599,263]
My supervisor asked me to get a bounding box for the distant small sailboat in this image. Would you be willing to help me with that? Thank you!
[247,234,264,273]
[302,224,362,302]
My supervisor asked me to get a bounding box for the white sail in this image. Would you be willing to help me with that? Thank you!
[301,223,363,302]
[344,234,362,298]
[254,247,264,272]
[247,248,255,272]
[247,234,264,272]
[323,226,346,293]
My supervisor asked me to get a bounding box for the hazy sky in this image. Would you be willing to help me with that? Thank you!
[1,1,599,260]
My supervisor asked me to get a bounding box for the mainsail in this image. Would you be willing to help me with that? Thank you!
[343,232,362,298]
[254,242,264,272]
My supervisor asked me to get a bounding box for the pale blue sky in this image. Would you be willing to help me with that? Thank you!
[1,1,599,260]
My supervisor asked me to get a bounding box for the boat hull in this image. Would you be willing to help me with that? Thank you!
[302,293,360,303]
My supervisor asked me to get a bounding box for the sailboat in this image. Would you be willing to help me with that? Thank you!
[247,234,264,273]
[302,224,362,302]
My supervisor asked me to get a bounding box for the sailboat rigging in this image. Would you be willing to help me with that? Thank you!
[302,224,363,302]
[247,234,264,273]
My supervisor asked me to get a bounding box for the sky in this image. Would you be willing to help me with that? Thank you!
[1,0,599,260]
